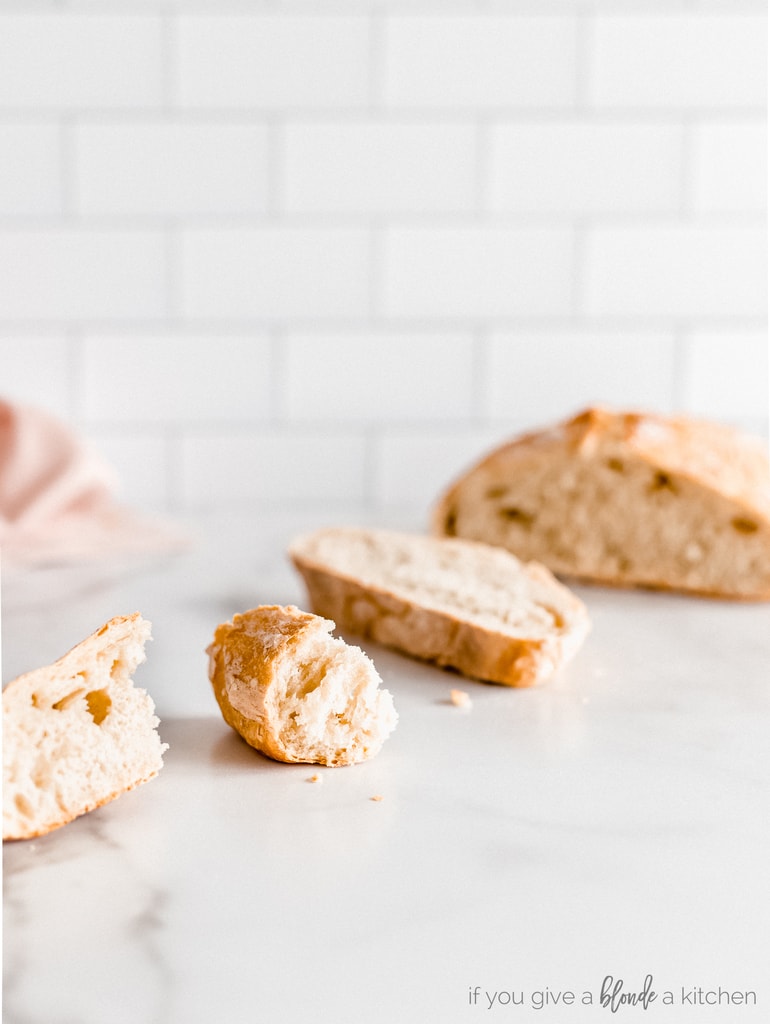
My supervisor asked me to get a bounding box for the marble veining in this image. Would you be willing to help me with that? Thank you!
[3,513,769,1023]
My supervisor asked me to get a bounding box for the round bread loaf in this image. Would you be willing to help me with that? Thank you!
[434,407,770,600]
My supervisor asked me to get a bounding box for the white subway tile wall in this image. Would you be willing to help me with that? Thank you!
[0,2,766,517]
[81,335,273,423]
[179,227,370,319]
[0,230,167,320]
[0,16,163,109]
[284,123,477,214]
[0,125,62,216]
[382,226,575,317]
[583,225,767,318]
[75,123,271,217]
[588,15,767,109]
[487,123,683,214]
[285,335,475,422]
[382,16,578,108]
[691,123,767,214]
[485,331,678,421]
[176,16,371,110]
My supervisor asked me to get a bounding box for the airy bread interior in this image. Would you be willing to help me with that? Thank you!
[266,621,396,765]
[292,528,578,640]
[3,614,166,841]
[289,528,590,687]
[208,606,397,767]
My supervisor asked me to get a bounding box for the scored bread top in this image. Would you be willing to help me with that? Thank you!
[435,407,770,531]
[432,406,770,600]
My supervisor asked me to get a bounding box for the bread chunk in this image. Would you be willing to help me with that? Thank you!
[207,605,397,767]
[433,407,770,600]
[289,528,589,687]
[3,614,165,841]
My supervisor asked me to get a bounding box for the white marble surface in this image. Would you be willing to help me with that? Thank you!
[3,512,770,1024]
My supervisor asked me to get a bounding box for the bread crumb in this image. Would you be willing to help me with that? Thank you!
[370,794,384,802]
[450,688,472,709]
[307,773,322,784]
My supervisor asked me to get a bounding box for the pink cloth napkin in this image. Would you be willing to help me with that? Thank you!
[0,401,187,567]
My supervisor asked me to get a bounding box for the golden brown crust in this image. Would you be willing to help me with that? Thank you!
[290,536,589,688]
[568,408,770,518]
[436,407,770,531]
[433,406,770,600]
[4,768,160,842]
[207,606,323,763]
[207,605,395,766]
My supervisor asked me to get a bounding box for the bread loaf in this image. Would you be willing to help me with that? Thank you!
[289,528,589,687]
[3,614,166,841]
[433,407,770,600]
[207,605,397,767]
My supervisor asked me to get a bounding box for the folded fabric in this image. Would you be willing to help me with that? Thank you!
[0,400,187,567]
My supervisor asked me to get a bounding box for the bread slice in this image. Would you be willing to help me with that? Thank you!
[433,407,770,600]
[207,605,397,767]
[3,614,166,841]
[289,528,590,687]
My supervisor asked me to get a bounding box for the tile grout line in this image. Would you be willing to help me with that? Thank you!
[160,10,177,112]
[266,118,284,218]
[573,10,592,112]
[66,329,83,422]
[570,219,586,321]
[164,424,182,515]
[164,220,180,321]
[368,219,383,323]
[474,120,488,216]
[671,323,689,412]
[2,211,762,231]
[361,425,378,515]
[269,328,288,422]
[679,116,695,219]
[470,328,489,423]
[59,116,76,218]
[0,315,766,333]
[367,9,385,113]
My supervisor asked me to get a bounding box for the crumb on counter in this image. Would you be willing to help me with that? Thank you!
[370,794,384,802]
[307,773,322,784]
[450,688,472,709]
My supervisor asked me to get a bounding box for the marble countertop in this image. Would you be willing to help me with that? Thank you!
[4,512,769,1024]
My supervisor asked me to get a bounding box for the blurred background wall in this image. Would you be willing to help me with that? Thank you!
[0,0,767,523]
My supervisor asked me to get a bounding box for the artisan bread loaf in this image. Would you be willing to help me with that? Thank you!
[289,528,589,687]
[433,407,770,600]
[207,605,397,767]
[3,614,166,841]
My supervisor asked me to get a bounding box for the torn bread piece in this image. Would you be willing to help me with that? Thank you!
[289,528,589,687]
[3,614,166,841]
[207,605,397,767]
[433,406,770,600]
